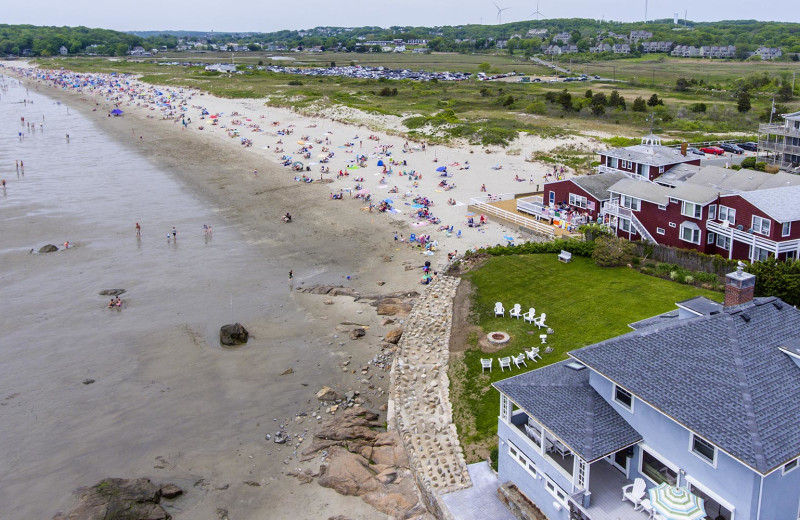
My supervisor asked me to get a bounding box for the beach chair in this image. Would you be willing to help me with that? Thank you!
[409,233,417,243]
[533,313,548,329]
[523,308,536,324]
[622,478,647,509]
[456,230,462,238]
[498,357,511,372]
[509,304,522,319]
[512,354,527,369]
[494,302,505,317]
[480,358,493,373]
[526,347,542,363]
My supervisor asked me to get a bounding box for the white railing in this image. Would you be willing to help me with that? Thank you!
[470,192,516,203]
[601,202,656,243]
[469,198,555,236]
[630,213,657,244]
[760,123,800,139]
[706,220,800,255]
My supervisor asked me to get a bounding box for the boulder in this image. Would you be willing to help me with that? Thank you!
[376,299,413,316]
[384,329,403,345]
[317,448,382,496]
[349,328,366,340]
[362,491,416,517]
[219,323,249,347]
[159,484,183,499]
[316,386,342,402]
[39,244,59,254]
[98,289,127,296]
[52,478,174,520]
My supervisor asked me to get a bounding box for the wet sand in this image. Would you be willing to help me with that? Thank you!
[0,76,419,519]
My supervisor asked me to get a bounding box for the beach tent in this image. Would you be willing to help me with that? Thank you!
[436,166,447,172]
[377,160,385,166]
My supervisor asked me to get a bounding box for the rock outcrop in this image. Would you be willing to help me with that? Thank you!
[219,323,249,346]
[39,244,59,254]
[52,478,182,520]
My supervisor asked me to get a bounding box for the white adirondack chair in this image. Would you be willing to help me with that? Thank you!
[480,358,493,373]
[523,308,536,324]
[512,353,527,369]
[494,302,505,317]
[533,313,548,329]
[621,478,647,509]
[526,347,542,362]
[509,304,522,319]
[498,356,511,371]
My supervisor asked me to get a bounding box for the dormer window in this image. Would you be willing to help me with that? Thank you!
[614,384,634,411]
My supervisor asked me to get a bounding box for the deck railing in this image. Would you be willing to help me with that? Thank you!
[469,197,555,236]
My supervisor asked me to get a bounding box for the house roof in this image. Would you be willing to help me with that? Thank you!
[629,309,680,330]
[657,163,701,187]
[782,110,800,120]
[603,144,697,167]
[493,361,642,463]
[684,166,778,193]
[676,296,723,316]
[739,185,800,222]
[608,178,668,205]
[571,297,800,475]
[571,172,627,201]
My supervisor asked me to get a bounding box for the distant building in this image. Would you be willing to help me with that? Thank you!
[129,46,148,56]
[393,45,406,53]
[496,40,508,49]
[700,45,736,58]
[589,43,612,54]
[552,32,571,44]
[754,46,782,60]
[204,63,237,73]
[759,110,800,171]
[605,31,629,42]
[612,44,631,54]
[671,44,700,57]
[527,28,548,37]
[405,39,428,45]
[59,46,68,55]
[641,41,673,53]
[629,30,653,43]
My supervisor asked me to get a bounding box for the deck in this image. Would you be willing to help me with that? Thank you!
[578,461,651,520]
[475,197,580,238]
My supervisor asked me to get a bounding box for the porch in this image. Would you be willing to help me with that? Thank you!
[706,219,800,261]
[571,461,651,520]
[467,194,578,237]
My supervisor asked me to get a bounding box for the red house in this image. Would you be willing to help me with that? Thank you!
[529,171,625,222]
[598,134,700,181]
[602,166,800,262]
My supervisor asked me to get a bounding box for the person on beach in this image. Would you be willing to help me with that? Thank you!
[289,270,293,281]
[135,222,141,237]
[480,184,486,192]
[171,227,177,240]
[108,298,116,309]
[253,168,258,177]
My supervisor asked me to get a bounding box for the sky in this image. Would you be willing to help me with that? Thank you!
[4,0,800,33]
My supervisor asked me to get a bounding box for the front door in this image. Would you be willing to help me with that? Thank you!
[610,450,629,476]
[549,191,555,206]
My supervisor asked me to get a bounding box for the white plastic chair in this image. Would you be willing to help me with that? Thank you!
[533,313,548,329]
[636,498,654,516]
[480,358,493,373]
[509,304,522,319]
[512,353,527,369]
[621,478,647,509]
[498,356,511,371]
[526,347,542,362]
[494,302,505,317]
[523,307,536,324]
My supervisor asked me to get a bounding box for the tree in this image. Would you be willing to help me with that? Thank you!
[584,89,593,99]
[478,62,491,73]
[592,236,635,267]
[737,91,752,113]
[675,77,690,92]
[591,93,608,107]
[591,103,605,116]
[557,89,572,111]
[115,43,128,56]
[647,93,663,107]
[632,97,647,112]
[777,83,794,102]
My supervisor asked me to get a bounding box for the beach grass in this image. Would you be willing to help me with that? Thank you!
[449,253,721,462]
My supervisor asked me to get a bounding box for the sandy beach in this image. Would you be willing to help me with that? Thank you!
[0,61,593,519]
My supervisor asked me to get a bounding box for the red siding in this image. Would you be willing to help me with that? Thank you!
[717,195,800,241]
[632,199,708,252]
[543,180,604,220]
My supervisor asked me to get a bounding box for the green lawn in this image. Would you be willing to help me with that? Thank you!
[450,253,721,462]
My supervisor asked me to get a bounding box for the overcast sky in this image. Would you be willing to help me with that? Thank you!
[5,0,799,33]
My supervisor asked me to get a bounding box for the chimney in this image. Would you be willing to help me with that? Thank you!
[724,264,756,308]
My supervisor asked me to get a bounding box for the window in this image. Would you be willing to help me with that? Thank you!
[508,442,539,479]
[716,235,731,250]
[619,218,632,233]
[784,458,798,475]
[549,191,555,205]
[719,205,736,225]
[656,227,665,235]
[680,223,701,244]
[641,449,677,485]
[609,157,619,168]
[669,222,677,228]
[691,434,717,466]
[658,165,665,173]
[707,231,716,244]
[687,481,734,520]
[500,394,511,422]
[708,204,717,220]
[681,201,703,219]
[752,215,771,236]
[751,246,771,262]
[620,195,640,211]
[544,476,569,508]
[614,385,634,411]
[783,222,792,237]
[569,193,588,209]
[657,204,667,211]
[669,197,679,204]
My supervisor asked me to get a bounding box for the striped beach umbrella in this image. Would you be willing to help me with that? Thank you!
[649,483,706,520]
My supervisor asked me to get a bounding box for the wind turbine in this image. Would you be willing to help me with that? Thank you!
[492,2,510,24]
[530,1,545,20]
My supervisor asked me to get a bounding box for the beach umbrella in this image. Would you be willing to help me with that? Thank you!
[649,484,705,520]
[503,235,515,242]
[292,161,304,168]
[436,166,447,172]
[356,188,370,196]
[111,109,123,115]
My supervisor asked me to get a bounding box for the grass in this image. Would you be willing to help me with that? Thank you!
[450,253,721,462]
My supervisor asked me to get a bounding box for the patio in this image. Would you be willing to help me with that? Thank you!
[441,461,517,520]
[575,461,652,520]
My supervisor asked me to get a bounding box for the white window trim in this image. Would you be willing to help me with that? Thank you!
[708,204,717,220]
[719,205,736,225]
[669,222,677,228]
[681,201,702,219]
[508,441,540,479]
[621,195,641,211]
[783,458,798,475]
[690,433,718,468]
[619,218,632,233]
[679,223,701,245]
[657,204,667,211]
[783,222,792,237]
[613,384,634,412]
[543,474,569,508]
[569,193,588,209]
[752,215,771,236]
[685,475,735,520]
[639,444,680,487]
[716,234,731,250]
[656,227,665,235]
[658,165,665,173]
[707,232,715,244]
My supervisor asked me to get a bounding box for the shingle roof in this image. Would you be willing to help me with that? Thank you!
[572,172,626,200]
[571,297,800,474]
[493,361,642,462]
[685,166,776,192]
[608,177,718,205]
[739,185,800,222]
[603,144,698,167]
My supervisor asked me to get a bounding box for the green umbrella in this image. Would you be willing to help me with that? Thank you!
[649,484,706,520]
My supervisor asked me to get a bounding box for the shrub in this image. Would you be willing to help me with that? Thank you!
[741,156,757,169]
[683,275,695,284]
[670,271,680,280]
[639,266,654,275]
[592,236,635,267]
[690,103,707,113]
[632,97,647,112]
[525,101,547,115]
[288,80,303,86]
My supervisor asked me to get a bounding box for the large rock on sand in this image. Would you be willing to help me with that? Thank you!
[376,298,413,316]
[318,448,382,496]
[39,244,59,254]
[384,328,403,345]
[316,386,343,402]
[52,478,181,520]
[220,323,249,347]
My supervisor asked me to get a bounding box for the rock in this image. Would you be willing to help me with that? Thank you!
[323,299,333,305]
[98,289,126,296]
[362,491,416,517]
[375,468,398,485]
[380,318,395,326]
[280,368,294,376]
[82,379,95,385]
[350,328,366,340]
[316,386,343,402]
[52,478,173,520]
[287,468,318,484]
[384,329,403,345]
[344,391,355,400]
[219,323,249,347]
[376,299,413,316]
[317,448,382,496]
[39,244,59,254]
[159,484,183,499]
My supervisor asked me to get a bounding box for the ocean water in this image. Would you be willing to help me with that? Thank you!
[0,75,300,517]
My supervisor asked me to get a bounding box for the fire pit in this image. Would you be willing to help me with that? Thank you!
[487,331,510,346]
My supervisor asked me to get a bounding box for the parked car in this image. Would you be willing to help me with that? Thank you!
[700,146,725,155]
[719,142,744,154]
[687,147,705,156]
[739,142,758,152]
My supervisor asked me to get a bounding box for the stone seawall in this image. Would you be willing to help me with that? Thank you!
[389,275,471,519]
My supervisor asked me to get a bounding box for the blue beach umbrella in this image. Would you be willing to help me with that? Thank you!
[649,484,705,520]
[111,109,123,115]
[377,160,384,166]
[436,166,447,172]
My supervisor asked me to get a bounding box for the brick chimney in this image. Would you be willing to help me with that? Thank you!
[724,264,756,308]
